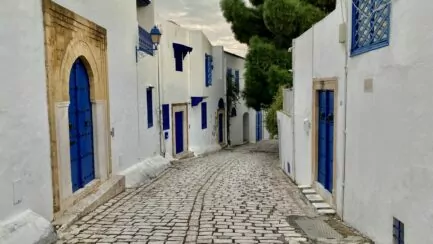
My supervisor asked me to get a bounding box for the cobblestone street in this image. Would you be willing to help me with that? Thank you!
[58,141,362,244]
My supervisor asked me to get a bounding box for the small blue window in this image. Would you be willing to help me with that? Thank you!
[173,43,193,72]
[162,104,169,130]
[147,88,153,128]
[234,70,240,91]
[351,0,391,56]
[205,54,213,87]
[201,102,207,129]
[227,68,232,80]
[393,217,404,244]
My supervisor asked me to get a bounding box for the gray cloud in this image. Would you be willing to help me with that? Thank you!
[155,0,247,57]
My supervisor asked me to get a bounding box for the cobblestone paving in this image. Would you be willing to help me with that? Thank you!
[58,141,320,244]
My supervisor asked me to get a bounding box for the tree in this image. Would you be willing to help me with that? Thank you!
[220,0,335,134]
[220,0,335,109]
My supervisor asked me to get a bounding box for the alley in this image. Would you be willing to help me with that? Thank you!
[58,141,362,244]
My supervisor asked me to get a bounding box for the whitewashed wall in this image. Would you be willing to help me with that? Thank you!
[53,0,161,174]
[343,1,433,243]
[188,31,223,154]
[0,0,53,222]
[292,10,346,204]
[225,52,248,146]
[277,111,294,179]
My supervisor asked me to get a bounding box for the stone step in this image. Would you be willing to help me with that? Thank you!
[305,194,324,202]
[312,202,332,209]
[298,185,311,189]
[318,208,336,215]
[302,188,316,194]
[53,175,125,233]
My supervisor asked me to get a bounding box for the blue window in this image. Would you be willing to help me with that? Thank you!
[162,104,170,130]
[173,43,193,72]
[146,88,153,128]
[234,70,240,91]
[351,0,391,56]
[393,217,404,244]
[227,68,232,80]
[205,54,213,87]
[201,102,207,129]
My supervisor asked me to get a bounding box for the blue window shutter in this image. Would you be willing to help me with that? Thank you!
[162,104,170,130]
[201,102,207,129]
[147,89,153,128]
[235,70,240,90]
[205,54,209,87]
[208,55,212,86]
[175,55,183,71]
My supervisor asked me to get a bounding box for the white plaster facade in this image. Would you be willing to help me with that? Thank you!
[0,0,53,224]
[282,0,433,243]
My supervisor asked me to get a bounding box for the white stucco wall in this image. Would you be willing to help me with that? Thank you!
[0,0,53,222]
[277,112,294,179]
[225,52,248,146]
[188,32,224,154]
[343,1,433,243]
[292,10,346,207]
[53,0,162,174]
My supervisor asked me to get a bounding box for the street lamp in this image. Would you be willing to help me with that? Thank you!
[150,25,162,50]
[149,25,165,157]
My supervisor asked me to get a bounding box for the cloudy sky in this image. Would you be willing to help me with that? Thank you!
[155,0,248,57]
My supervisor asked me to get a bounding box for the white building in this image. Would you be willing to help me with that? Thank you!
[0,0,168,242]
[279,0,433,243]
[0,0,264,242]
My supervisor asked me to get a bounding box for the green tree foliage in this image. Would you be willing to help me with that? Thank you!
[221,0,334,134]
[265,86,285,138]
[220,0,335,109]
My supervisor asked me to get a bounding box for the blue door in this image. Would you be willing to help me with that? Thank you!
[69,59,95,192]
[175,111,184,154]
[317,90,334,192]
[218,113,223,143]
[256,111,262,141]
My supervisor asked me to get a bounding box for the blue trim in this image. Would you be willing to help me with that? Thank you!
[201,102,207,129]
[173,43,193,72]
[162,104,170,130]
[230,107,237,117]
[234,70,240,91]
[191,96,205,107]
[137,0,151,7]
[146,88,153,128]
[218,98,225,109]
[350,0,391,56]
[205,54,213,87]
[393,217,404,244]
[138,26,154,56]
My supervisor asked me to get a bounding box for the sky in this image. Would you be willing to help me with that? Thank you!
[155,0,248,57]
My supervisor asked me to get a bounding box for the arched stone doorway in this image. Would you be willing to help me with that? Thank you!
[68,58,95,192]
[217,98,225,144]
[243,112,249,143]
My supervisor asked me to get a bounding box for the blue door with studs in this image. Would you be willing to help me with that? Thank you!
[317,90,334,192]
[69,59,95,192]
[175,111,184,154]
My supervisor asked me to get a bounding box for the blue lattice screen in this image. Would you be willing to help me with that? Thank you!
[351,0,391,55]
[138,26,154,56]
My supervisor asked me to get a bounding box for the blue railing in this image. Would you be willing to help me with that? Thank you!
[138,26,154,56]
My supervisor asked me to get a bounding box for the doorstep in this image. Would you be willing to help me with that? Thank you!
[53,175,125,233]
[298,185,336,215]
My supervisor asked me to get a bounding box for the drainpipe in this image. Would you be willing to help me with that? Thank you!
[340,0,349,221]
[156,25,165,157]
[291,39,297,182]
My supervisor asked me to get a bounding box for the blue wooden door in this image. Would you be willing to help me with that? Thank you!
[69,59,95,192]
[256,111,262,141]
[175,111,184,154]
[317,90,334,192]
[218,113,223,143]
